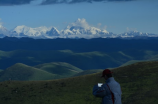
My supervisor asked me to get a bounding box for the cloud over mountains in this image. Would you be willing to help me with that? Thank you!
[0,0,34,6]
[0,0,136,6]
[0,18,157,39]
[41,0,135,5]
[0,18,110,39]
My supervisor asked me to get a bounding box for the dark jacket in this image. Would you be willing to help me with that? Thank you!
[93,77,122,104]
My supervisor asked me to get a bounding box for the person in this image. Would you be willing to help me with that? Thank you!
[93,69,122,104]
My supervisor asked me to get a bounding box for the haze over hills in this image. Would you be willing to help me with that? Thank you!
[1,37,158,69]
[1,49,158,71]
[0,18,157,39]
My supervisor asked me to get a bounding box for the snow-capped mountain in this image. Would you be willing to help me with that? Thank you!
[118,31,158,38]
[9,25,62,39]
[59,18,110,38]
[0,25,9,38]
[62,26,108,35]
[10,25,52,38]
[46,27,60,36]
[0,18,158,39]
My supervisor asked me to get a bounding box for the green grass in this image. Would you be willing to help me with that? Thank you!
[0,61,157,104]
[113,61,158,104]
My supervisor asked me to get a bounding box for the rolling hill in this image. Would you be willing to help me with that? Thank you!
[1,49,158,70]
[0,63,60,81]
[0,62,104,81]
[0,61,157,104]
[34,62,83,75]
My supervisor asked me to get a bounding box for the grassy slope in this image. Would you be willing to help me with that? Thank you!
[0,63,61,81]
[35,62,83,77]
[0,62,85,81]
[113,61,158,104]
[0,61,157,104]
[74,69,103,76]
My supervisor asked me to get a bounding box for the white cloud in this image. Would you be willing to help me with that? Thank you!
[103,25,107,30]
[126,27,137,32]
[68,18,90,29]
[97,23,102,27]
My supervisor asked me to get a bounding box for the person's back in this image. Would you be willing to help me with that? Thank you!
[93,69,122,104]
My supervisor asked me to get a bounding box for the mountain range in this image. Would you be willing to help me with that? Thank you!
[0,18,157,39]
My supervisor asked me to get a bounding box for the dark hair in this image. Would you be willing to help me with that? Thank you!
[106,73,112,78]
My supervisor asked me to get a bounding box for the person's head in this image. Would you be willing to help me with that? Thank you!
[101,69,113,80]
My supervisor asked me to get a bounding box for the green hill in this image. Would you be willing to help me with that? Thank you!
[0,62,84,81]
[113,61,158,104]
[0,63,60,81]
[0,61,157,104]
[35,62,83,77]
[74,69,103,76]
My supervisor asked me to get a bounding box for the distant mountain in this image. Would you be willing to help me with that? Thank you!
[118,31,158,38]
[1,18,157,39]
[46,27,60,37]
[10,25,53,38]
[60,18,110,38]
[0,25,9,38]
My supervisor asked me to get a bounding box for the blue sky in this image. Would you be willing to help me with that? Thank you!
[0,0,158,34]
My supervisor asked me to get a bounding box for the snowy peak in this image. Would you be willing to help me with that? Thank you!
[11,25,53,38]
[0,18,158,39]
[0,25,9,32]
[46,27,60,36]
[13,25,30,34]
[0,25,9,37]
[119,31,152,38]
[0,18,111,39]
[61,18,109,36]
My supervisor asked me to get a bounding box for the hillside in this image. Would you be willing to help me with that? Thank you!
[0,61,157,104]
[1,49,158,70]
[0,62,104,81]
[74,69,103,76]
[0,63,60,81]
[34,62,83,76]
[0,62,85,81]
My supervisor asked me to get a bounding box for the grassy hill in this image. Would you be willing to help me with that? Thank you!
[0,63,60,81]
[0,62,104,81]
[74,69,103,76]
[0,62,84,81]
[0,61,157,104]
[35,62,83,76]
